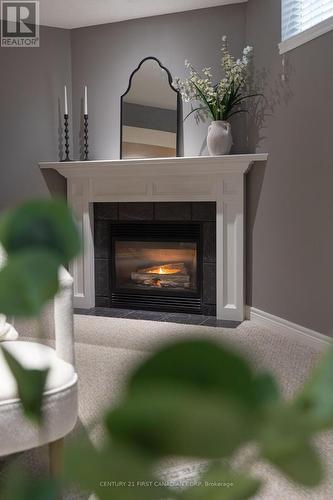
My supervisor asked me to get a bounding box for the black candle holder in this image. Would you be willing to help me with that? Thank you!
[83,114,89,161]
[61,113,71,161]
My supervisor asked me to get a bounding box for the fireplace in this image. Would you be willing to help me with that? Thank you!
[111,223,202,313]
[42,155,267,320]
[94,202,217,315]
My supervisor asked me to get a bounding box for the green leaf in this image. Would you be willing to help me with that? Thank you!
[0,199,80,266]
[260,404,312,457]
[128,340,258,409]
[178,463,261,500]
[296,344,333,429]
[63,431,167,500]
[0,466,59,500]
[225,109,248,120]
[253,373,280,406]
[265,441,323,488]
[106,385,254,459]
[184,106,207,121]
[0,249,59,317]
[1,347,49,422]
[191,82,216,120]
[230,93,264,108]
[259,404,323,487]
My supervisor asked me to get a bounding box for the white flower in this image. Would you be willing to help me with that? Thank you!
[243,46,253,55]
[176,36,254,121]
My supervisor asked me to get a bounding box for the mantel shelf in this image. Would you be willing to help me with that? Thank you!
[39,154,268,178]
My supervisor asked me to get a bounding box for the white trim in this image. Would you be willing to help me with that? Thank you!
[279,15,333,54]
[39,154,268,174]
[246,306,331,349]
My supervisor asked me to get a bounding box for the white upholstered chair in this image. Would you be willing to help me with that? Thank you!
[0,251,78,473]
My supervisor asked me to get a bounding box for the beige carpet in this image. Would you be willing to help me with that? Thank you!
[1,314,333,499]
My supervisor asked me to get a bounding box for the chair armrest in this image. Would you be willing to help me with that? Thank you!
[54,267,75,366]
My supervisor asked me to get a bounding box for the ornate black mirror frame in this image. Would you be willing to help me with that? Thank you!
[120,56,181,159]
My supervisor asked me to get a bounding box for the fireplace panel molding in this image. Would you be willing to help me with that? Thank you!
[40,154,268,321]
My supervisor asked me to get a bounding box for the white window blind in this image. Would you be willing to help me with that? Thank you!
[282,0,333,40]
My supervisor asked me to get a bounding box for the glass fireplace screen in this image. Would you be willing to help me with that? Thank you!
[114,240,198,292]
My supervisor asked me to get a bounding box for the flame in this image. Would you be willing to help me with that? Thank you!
[147,265,181,275]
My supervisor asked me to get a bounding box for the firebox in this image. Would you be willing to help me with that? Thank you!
[94,202,216,315]
[110,223,202,313]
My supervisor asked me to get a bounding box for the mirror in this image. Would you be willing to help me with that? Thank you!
[120,57,180,159]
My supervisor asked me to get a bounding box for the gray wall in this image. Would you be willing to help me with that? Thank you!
[0,26,71,209]
[1,3,331,335]
[71,5,247,159]
[246,0,333,335]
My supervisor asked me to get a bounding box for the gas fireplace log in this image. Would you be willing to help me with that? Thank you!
[131,272,190,282]
[131,272,190,288]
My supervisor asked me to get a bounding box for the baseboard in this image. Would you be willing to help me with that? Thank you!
[246,306,331,348]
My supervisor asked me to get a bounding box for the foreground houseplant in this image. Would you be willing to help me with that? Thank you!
[0,200,333,499]
[175,36,259,155]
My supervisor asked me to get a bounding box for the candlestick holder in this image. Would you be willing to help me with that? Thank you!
[83,114,89,161]
[61,113,71,161]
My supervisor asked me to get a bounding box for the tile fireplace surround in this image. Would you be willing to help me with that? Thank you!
[40,154,267,321]
[94,201,217,315]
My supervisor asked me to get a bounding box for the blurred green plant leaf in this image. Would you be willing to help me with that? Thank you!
[106,385,254,459]
[0,249,59,316]
[296,345,333,429]
[0,199,80,265]
[0,466,59,500]
[265,440,323,488]
[63,431,167,500]
[128,340,259,409]
[177,463,261,500]
[1,347,48,422]
[259,404,323,487]
[253,372,280,406]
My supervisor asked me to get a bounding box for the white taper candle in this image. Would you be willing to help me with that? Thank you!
[64,85,68,115]
[84,86,88,115]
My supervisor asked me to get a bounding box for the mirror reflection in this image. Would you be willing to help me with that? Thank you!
[121,58,179,159]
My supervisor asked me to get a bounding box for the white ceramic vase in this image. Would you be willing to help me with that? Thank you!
[207,120,233,156]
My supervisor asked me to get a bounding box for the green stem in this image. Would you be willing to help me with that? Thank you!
[232,93,264,107]
[183,106,207,121]
[225,109,249,120]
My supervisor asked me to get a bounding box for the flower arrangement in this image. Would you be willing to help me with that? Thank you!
[174,36,258,122]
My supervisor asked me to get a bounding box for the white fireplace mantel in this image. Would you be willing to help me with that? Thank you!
[40,154,268,321]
